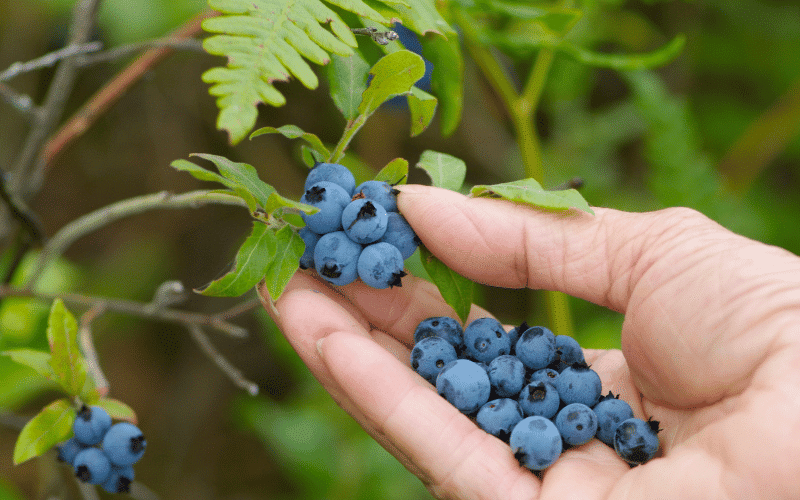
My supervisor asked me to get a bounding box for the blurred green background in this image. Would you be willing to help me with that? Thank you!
[1,0,799,498]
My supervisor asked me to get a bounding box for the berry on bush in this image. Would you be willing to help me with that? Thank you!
[102,465,135,494]
[300,181,350,234]
[353,180,399,212]
[102,422,147,467]
[73,447,112,485]
[357,242,406,289]
[342,199,389,244]
[304,162,356,196]
[57,437,88,465]
[314,231,362,286]
[73,405,112,446]
[298,227,321,270]
[378,212,420,259]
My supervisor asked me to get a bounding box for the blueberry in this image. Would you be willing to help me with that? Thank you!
[554,361,602,407]
[357,242,406,289]
[413,317,463,351]
[487,355,526,398]
[476,398,524,442]
[515,326,556,371]
[506,321,529,354]
[613,417,661,465]
[377,212,420,259]
[353,180,399,212]
[436,359,491,415]
[101,465,135,494]
[73,447,112,484]
[518,381,560,419]
[555,335,585,371]
[462,317,512,364]
[57,437,88,465]
[509,416,562,471]
[593,392,634,446]
[411,336,457,385]
[298,227,321,270]
[72,405,112,446]
[102,422,146,466]
[555,403,598,446]
[304,162,356,196]
[314,231,362,286]
[529,368,560,385]
[342,199,389,244]
[300,181,351,234]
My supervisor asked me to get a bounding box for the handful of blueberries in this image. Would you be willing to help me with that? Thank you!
[56,405,146,493]
[298,163,420,289]
[412,317,661,471]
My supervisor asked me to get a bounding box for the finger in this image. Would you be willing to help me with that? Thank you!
[318,330,542,500]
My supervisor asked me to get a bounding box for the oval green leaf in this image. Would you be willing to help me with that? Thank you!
[250,125,331,159]
[416,150,466,191]
[46,300,89,397]
[359,50,426,116]
[327,51,371,120]
[263,226,304,301]
[419,246,473,323]
[13,398,75,465]
[408,87,437,137]
[375,158,409,185]
[558,35,686,70]
[95,398,138,424]
[470,178,594,215]
[1,349,54,381]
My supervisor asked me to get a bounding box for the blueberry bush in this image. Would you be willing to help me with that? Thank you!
[1,0,799,498]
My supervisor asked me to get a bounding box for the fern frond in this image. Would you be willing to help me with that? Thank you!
[202,0,403,144]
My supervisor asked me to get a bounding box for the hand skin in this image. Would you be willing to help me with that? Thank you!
[259,184,800,500]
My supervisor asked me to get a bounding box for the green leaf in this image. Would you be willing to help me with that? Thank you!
[368,0,456,36]
[263,226,304,301]
[250,125,331,159]
[191,154,275,208]
[423,32,463,136]
[374,158,409,185]
[1,349,54,381]
[45,300,88,397]
[202,0,400,143]
[13,398,75,465]
[558,35,687,70]
[198,222,277,297]
[359,50,426,115]
[470,178,594,215]
[407,87,437,137]
[419,246,472,323]
[264,192,318,216]
[301,145,324,167]
[327,51,371,120]
[416,150,466,191]
[172,158,259,212]
[95,398,137,424]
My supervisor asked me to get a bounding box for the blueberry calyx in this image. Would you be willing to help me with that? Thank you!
[388,270,407,288]
[348,201,378,230]
[598,391,620,402]
[305,186,326,203]
[75,465,92,482]
[130,435,146,454]
[647,417,662,434]
[320,261,342,279]
[77,405,92,422]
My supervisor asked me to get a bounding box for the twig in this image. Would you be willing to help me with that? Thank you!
[77,38,204,66]
[215,298,261,321]
[0,42,103,82]
[187,324,259,395]
[25,189,246,288]
[0,171,47,245]
[37,9,219,178]
[0,285,251,339]
[79,303,110,397]
[0,82,36,115]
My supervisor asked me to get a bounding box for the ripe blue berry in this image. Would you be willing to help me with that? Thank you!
[506,321,529,354]
[73,405,112,446]
[342,199,389,244]
[353,180,399,212]
[529,368,559,385]
[593,392,634,446]
[436,359,491,415]
[357,242,406,289]
[102,423,146,466]
[298,227,321,270]
[555,403,598,446]
[510,416,562,471]
[57,437,88,465]
[304,163,356,196]
[476,398,523,441]
[300,182,350,234]
[555,335,585,371]
[515,326,556,370]
[411,336,457,385]
[102,465,135,494]
[518,381,560,419]
[613,417,661,465]
[73,447,112,484]
[462,317,511,364]
[314,231,362,286]
[413,317,463,351]
[378,212,420,259]
[554,361,602,407]
[487,355,526,398]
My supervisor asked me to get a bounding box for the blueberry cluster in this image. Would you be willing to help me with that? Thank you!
[299,163,420,288]
[412,318,661,471]
[56,406,146,493]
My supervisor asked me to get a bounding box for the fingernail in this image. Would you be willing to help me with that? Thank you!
[316,337,325,357]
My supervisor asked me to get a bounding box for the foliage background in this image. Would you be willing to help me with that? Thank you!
[1,0,799,498]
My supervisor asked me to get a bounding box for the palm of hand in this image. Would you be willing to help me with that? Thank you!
[263,187,800,500]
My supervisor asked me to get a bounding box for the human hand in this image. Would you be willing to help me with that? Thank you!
[259,184,800,500]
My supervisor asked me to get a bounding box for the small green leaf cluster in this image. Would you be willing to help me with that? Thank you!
[1,300,137,466]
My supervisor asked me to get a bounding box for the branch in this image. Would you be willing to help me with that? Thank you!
[0,42,103,82]
[0,82,36,116]
[0,285,251,339]
[187,324,259,395]
[26,190,246,288]
[79,303,110,397]
[77,38,204,66]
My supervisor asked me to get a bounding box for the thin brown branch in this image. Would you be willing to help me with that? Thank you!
[187,324,259,395]
[0,42,103,82]
[79,303,110,397]
[77,38,204,66]
[37,9,219,179]
[0,82,36,116]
